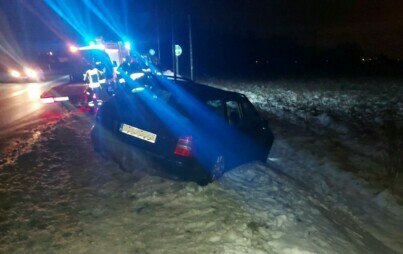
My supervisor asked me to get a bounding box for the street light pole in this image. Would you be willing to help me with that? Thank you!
[188,14,194,81]
[155,0,161,62]
[170,0,176,80]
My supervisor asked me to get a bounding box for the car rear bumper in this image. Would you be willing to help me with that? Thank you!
[91,124,210,183]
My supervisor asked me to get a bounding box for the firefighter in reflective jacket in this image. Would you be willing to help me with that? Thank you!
[84,64,103,88]
[84,64,104,109]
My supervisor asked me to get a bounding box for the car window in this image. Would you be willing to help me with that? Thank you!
[226,100,242,125]
[241,98,261,124]
[206,99,225,118]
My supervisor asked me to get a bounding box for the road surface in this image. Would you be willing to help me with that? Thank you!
[0,76,81,165]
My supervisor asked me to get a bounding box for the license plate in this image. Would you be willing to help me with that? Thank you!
[119,123,157,143]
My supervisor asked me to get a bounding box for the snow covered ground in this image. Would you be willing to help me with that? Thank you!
[0,78,402,253]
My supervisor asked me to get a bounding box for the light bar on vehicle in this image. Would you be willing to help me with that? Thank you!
[78,44,105,51]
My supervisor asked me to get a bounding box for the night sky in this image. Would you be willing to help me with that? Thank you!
[0,0,402,69]
[190,0,403,58]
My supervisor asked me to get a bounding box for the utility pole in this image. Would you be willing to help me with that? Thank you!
[188,14,194,81]
[155,0,161,62]
[170,0,176,80]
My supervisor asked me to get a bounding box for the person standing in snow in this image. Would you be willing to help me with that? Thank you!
[84,63,104,89]
[84,63,105,110]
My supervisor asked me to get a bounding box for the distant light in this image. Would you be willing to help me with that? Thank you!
[89,41,95,46]
[149,48,156,56]
[24,68,38,79]
[124,41,131,50]
[69,46,78,53]
[48,51,53,56]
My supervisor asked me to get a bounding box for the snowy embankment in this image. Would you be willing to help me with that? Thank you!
[205,78,403,198]
[0,112,399,253]
[1,78,402,253]
[205,78,403,252]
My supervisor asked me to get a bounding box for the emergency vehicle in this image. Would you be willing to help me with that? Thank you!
[68,39,131,81]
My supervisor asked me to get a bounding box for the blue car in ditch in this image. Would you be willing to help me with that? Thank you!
[91,74,274,184]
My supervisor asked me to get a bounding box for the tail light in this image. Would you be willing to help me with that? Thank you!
[174,136,193,157]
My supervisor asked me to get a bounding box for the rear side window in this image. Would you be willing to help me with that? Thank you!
[226,100,242,125]
[206,99,225,118]
[225,98,261,126]
[241,98,261,124]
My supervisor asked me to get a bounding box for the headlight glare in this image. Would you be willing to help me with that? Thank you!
[10,69,21,78]
[24,68,38,78]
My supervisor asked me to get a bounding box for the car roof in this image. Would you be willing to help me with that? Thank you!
[162,76,244,100]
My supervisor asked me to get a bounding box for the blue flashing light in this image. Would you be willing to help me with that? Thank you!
[124,41,131,50]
